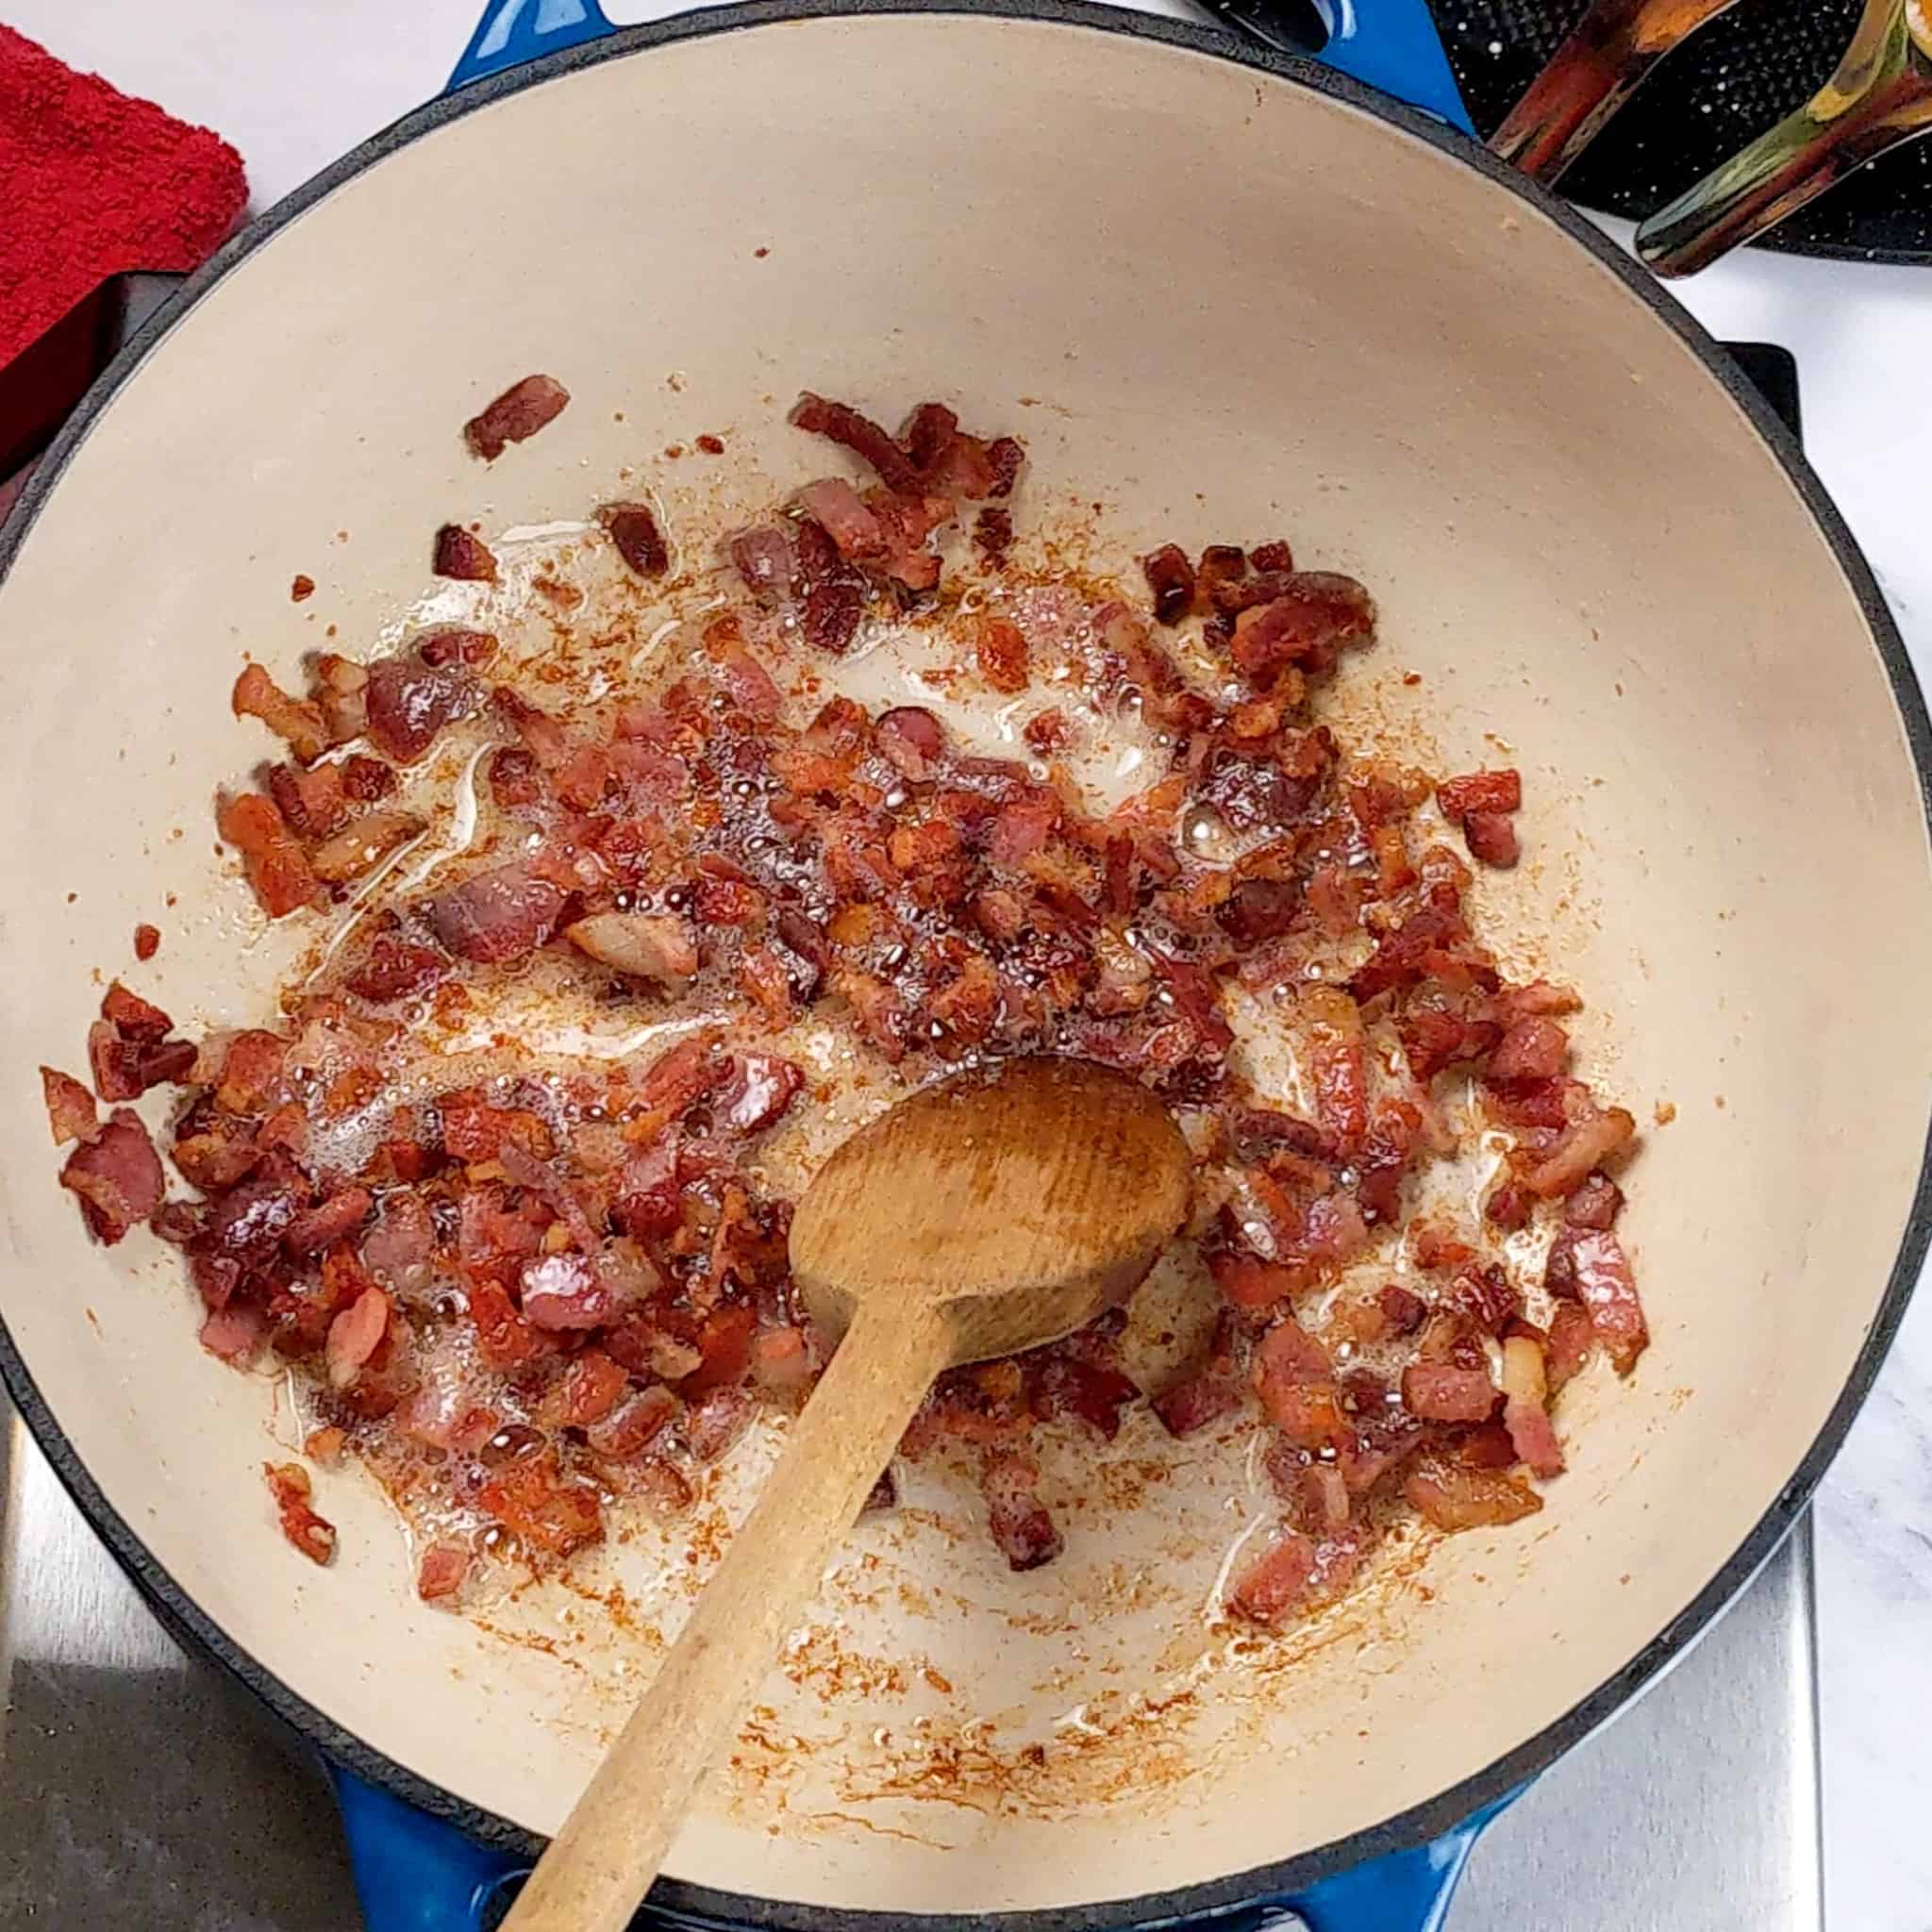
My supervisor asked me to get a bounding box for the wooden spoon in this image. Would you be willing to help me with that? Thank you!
[501,1056,1191,1932]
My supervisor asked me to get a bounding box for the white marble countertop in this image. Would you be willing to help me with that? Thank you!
[9,4,1932,1924]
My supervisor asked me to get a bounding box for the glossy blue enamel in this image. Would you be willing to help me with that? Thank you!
[448,0,619,91]
[1307,0,1474,132]
[333,1767,525,1930]
[1280,1796,1509,1931]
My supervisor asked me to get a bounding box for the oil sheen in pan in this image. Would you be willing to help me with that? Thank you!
[259,506,1594,1837]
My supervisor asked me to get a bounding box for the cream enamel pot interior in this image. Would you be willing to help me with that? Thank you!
[2,6,1930,1929]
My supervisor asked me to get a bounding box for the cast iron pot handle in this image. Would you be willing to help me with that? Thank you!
[335,4,1488,1927]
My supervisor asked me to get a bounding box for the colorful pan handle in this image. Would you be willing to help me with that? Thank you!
[337,4,1486,1927]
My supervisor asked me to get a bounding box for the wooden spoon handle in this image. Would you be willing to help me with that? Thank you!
[500,1300,953,1932]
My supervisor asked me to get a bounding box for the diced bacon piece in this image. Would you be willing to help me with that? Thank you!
[729,524,798,605]
[219,792,320,919]
[312,653,370,744]
[428,863,568,964]
[715,1054,805,1135]
[796,477,885,560]
[216,1030,286,1116]
[477,1450,603,1557]
[1500,1334,1563,1477]
[1298,1463,1352,1534]
[738,945,796,1027]
[791,392,923,494]
[519,1252,611,1331]
[1378,1283,1426,1334]
[1490,980,1581,1024]
[1436,769,1521,820]
[310,808,425,883]
[88,1022,142,1103]
[1454,1421,1518,1470]
[1522,1107,1636,1200]
[1485,1181,1532,1231]
[325,1285,391,1389]
[1227,574,1375,687]
[458,1185,545,1284]
[802,578,864,654]
[1302,986,1367,1154]
[101,981,172,1040]
[1545,1301,1596,1391]
[1401,1361,1497,1424]
[538,1348,631,1427]
[836,969,910,1061]
[1564,1172,1624,1230]
[463,374,570,460]
[1208,1250,1298,1310]
[490,746,542,808]
[264,1461,336,1565]
[364,657,479,763]
[343,934,446,1004]
[1217,877,1299,946]
[1489,1017,1569,1082]
[362,1193,437,1300]
[202,1172,303,1270]
[1403,1457,1542,1533]
[1255,1315,1332,1388]
[231,662,327,764]
[752,1324,814,1391]
[432,524,497,582]
[418,628,498,669]
[285,1188,374,1258]
[585,1385,680,1459]
[565,911,698,985]
[982,1450,1060,1571]
[492,688,572,769]
[974,505,1013,566]
[717,648,782,725]
[1555,1228,1647,1374]
[60,1109,164,1244]
[1228,1530,1316,1625]
[599,501,671,577]
[41,1066,97,1145]
[874,706,945,781]
[1447,1264,1520,1333]
[1464,810,1519,868]
[417,1543,471,1601]
[268,760,348,837]
[685,1384,754,1460]
[201,1301,267,1364]
[975,618,1029,693]
[989,794,1058,866]
[124,1037,195,1094]
[1141,544,1195,625]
